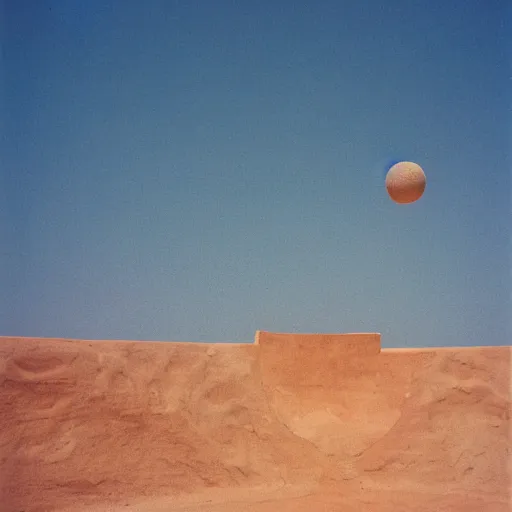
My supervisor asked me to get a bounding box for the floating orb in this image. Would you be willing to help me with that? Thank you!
[385,161,426,204]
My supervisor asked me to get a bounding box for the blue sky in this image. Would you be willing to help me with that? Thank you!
[2,0,510,347]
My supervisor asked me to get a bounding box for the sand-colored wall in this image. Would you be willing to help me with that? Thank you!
[0,333,510,512]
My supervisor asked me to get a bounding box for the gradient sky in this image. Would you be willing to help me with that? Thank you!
[2,0,510,347]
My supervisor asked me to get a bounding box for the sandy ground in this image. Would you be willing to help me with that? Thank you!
[66,486,508,512]
[1,331,510,511]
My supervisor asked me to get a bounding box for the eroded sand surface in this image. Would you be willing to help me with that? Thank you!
[0,331,510,511]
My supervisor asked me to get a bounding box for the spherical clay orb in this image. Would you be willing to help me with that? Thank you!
[385,161,426,204]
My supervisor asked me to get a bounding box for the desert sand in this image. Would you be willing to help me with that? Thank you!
[0,331,510,511]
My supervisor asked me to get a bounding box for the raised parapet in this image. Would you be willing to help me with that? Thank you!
[256,331,381,388]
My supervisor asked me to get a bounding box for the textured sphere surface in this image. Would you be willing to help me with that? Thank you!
[385,161,426,204]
